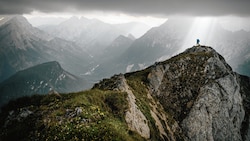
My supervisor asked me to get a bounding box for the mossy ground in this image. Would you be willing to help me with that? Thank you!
[0,89,144,141]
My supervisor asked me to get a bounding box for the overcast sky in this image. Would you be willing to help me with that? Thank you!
[1,0,250,17]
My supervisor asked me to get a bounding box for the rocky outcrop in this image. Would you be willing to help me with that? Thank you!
[94,74,151,139]
[123,81,150,139]
[146,46,249,140]
[115,74,151,139]
[239,75,250,141]
[147,91,179,140]
[181,46,244,140]
[95,46,250,140]
[182,75,244,141]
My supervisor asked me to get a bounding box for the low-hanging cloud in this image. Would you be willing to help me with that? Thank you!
[0,0,250,17]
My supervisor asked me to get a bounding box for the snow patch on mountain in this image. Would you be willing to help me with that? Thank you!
[157,55,171,62]
[84,65,100,75]
[138,63,147,70]
[126,64,134,72]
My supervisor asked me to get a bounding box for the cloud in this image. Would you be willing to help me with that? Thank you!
[1,0,250,17]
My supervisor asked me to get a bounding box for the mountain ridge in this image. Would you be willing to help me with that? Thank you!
[0,15,93,82]
[94,45,250,140]
[39,16,150,56]
[1,45,250,140]
[0,61,88,106]
[91,17,250,80]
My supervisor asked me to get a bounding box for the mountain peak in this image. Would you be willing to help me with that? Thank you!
[0,15,52,42]
[95,45,248,140]
[69,16,79,21]
[127,34,136,40]
[180,45,224,59]
[6,15,33,29]
[161,45,233,79]
[42,61,61,67]
[10,15,28,21]
[115,35,133,42]
[183,45,214,53]
[106,35,134,51]
[28,61,63,72]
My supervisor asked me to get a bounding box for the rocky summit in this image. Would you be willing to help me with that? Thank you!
[1,45,250,141]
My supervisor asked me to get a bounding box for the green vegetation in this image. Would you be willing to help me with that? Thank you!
[0,89,144,141]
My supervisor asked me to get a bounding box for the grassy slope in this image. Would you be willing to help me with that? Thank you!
[0,89,144,141]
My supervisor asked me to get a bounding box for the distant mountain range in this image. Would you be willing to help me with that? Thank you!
[0,61,88,106]
[90,17,250,78]
[39,16,150,55]
[3,15,249,82]
[0,15,250,106]
[0,15,151,105]
[85,35,135,80]
[0,15,93,82]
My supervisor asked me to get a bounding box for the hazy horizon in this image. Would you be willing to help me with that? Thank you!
[1,0,250,30]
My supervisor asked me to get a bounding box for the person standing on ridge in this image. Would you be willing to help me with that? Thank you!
[197,39,200,46]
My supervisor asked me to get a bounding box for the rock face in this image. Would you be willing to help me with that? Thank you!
[239,75,250,141]
[117,75,150,139]
[182,76,244,140]
[146,46,247,140]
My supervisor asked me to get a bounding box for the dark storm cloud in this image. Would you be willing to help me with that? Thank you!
[0,0,250,16]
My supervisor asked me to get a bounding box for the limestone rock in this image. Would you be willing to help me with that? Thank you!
[146,46,250,140]
[118,75,151,139]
